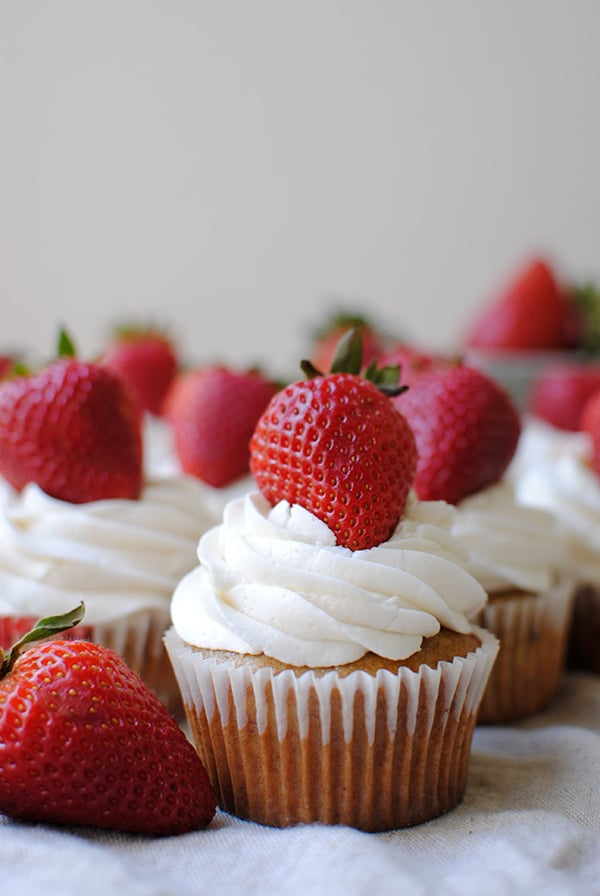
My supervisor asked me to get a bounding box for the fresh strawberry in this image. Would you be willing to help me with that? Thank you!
[579,389,600,475]
[466,258,571,350]
[0,605,216,835]
[250,329,417,550]
[101,326,179,415]
[378,343,447,386]
[398,363,521,505]
[164,365,278,487]
[310,312,384,373]
[0,350,143,503]
[528,362,600,431]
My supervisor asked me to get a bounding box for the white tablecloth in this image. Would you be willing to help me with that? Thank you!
[3,672,600,895]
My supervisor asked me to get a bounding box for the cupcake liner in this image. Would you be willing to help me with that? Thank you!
[476,576,574,725]
[164,626,498,831]
[90,608,182,716]
[1,609,181,716]
[567,583,600,674]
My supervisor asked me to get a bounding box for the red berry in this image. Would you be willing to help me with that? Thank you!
[0,636,216,835]
[467,258,571,350]
[164,366,278,488]
[0,358,143,503]
[398,364,521,505]
[378,343,446,386]
[101,330,179,415]
[250,373,417,551]
[311,317,384,373]
[579,389,600,475]
[528,363,600,431]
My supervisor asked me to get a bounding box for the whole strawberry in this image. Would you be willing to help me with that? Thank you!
[0,349,142,503]
[466,257,571,350]
[398,363,521,505]
[101,326,179,416]
[528,362,600,431]
[310,312,384,373]
[250,329,417,550]
[0,605,216,835]
[164,365,278,488]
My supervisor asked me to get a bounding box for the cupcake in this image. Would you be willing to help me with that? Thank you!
[166,492,497,831]
[514,418,600,674]
[165,338,498,831]
[397,359,575,722]
[450,482,574,722]
[0,349,218,714]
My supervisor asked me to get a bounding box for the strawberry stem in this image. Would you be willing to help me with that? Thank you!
[0,602,86,679]
[300,327,409,397]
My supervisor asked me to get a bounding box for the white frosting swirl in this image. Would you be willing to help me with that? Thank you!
[506,415,590,483]
[514,441,600,582]
[171,491,487,667]
[451,481,566,593]
[0,477,217,624]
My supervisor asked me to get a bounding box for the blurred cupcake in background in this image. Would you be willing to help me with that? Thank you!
[398,358,574,723]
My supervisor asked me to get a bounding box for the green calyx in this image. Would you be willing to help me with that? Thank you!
[300,327,408,397]
[57,326,77,358]
[0,602,86,679]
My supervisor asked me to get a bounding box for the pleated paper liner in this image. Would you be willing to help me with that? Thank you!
[475,576,574,724]
[164,626,499,831]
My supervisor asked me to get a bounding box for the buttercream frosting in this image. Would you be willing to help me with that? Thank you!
[0,477,217,624]
[451,481,566,593]
[171,490,487,667]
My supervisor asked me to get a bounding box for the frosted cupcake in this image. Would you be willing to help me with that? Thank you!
[165,335,502,829]
[165,491,497,830]
[0,349,221,713]
[514,429,600,673]
[451,481,574,722]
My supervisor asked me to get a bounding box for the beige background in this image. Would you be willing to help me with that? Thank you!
[1,1,599,380]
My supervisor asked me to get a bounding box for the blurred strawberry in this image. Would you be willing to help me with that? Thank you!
[379,343,448,386]
[398,362,521,505]
[164,365,278,487]
[466,258,571,350]
[0,355,16,380]
[101,326,179,415]
[528,362,600,431]
[0,332,142,503]
[310,312,385,373]
[580,389,600,475]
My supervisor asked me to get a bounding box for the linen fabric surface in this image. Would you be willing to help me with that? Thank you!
[2,672,599,896]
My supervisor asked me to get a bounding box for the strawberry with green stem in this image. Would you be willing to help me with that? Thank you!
[0,603,216,835]
[250,329,417,551]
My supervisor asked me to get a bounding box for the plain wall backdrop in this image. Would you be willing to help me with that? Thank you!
[1,0,599,380]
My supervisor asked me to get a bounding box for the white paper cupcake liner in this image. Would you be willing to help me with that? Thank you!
[164,626,498,831]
